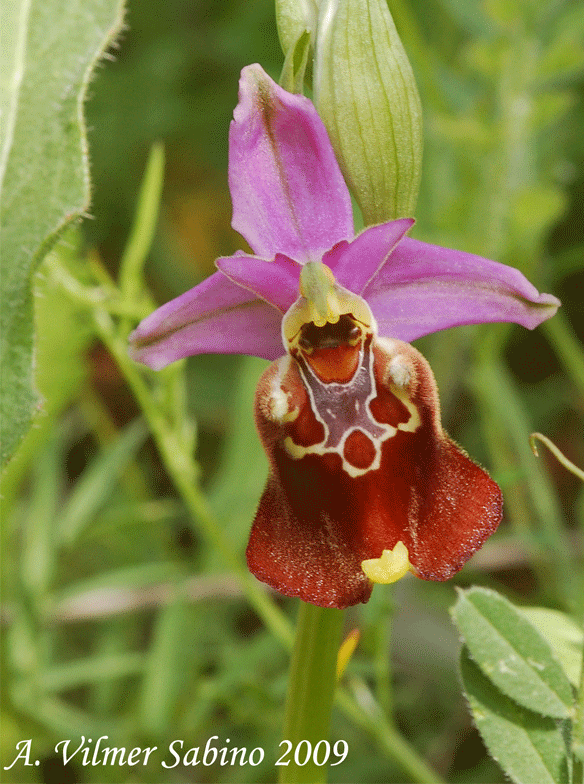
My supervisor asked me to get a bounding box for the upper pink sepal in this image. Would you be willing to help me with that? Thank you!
[229,65,354,262]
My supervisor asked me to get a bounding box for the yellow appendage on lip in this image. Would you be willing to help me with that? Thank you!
[361,541,412,584]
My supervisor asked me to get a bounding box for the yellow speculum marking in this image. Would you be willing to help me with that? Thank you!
[361,541,412,584]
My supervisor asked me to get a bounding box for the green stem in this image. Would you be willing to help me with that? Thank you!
[280,602,345,784]
[529,433,584,482]
[119,141,165,304]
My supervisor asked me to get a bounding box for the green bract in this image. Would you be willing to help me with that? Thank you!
[313,0,423,224]
[275,1,423,223]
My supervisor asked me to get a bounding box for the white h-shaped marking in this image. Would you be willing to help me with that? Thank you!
[285,340,421,478]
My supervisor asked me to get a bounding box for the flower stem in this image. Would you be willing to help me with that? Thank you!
[280,602,345,784]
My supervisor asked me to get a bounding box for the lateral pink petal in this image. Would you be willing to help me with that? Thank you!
[128,271,284,369]
[364,237,560,341]
[324,218,415,293]
[229,64,354,262]
[216,252,301,313]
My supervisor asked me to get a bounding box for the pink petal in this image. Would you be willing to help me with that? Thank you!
[364,237,560,341]
[216,252,301,313]
[128,271,284,369]
[229,64,354,262]
[324,218,415,292]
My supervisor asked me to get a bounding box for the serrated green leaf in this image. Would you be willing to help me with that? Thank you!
[0,0,125,468]
[520,608,583,688]
[460,647,572,784]
[452,587,574,718]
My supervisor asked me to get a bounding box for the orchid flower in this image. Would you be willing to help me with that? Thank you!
[129,64,559,608]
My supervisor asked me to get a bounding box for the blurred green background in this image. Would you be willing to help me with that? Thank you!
[2,0,583,782]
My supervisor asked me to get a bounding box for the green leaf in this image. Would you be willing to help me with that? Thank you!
[451,587,574,718]
[41,652,145,692]
[0,0,125,469]
[119,141,166,303]
[460,647,572,784]
[139,598,193,736]
[58,419,149,545]
[520,608,583,688]
[34,231,94,414]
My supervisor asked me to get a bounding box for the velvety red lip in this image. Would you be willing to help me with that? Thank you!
[248,337,502,608]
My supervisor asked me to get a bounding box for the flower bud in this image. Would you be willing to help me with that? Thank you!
[313,0,423,224]
[275,0,317,92]
[276,0,317,57]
